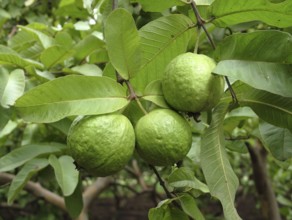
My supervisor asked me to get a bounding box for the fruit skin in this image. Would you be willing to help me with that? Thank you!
[67,114,135,177]
[135,109,192,166]
[162,52,224,113]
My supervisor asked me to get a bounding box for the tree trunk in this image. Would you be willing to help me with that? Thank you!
[247,141,281,220]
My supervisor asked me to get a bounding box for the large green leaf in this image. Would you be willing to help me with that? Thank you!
[142,80,169,108]
[234,82,292,132]
[209,0,292,28]
[0,143,66,172]
[14,75,129,123]
[259,121,292,161]
[201,101,241,220]
[49,155,79,196]
[214,61,292,97]
[214,31,292,64]
[131,14,195,92]
[0,69,25,108]
[18,25,54,49]
[7,158,49,204]
[104,9,141,80]
[0,45,43,69]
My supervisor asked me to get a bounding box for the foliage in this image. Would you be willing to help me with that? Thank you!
[0,0,291,219]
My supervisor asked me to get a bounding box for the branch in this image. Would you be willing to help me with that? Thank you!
[82,177,112,208]
[0,172,66,211]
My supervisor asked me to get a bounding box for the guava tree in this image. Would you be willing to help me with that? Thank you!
[0,0,292,219]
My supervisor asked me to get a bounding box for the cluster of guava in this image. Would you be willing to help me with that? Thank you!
[67,53,224,177]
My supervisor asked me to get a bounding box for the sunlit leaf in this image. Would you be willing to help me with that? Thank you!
[0,45,43,69]
[18,25,54,49]
[49,155,79,196]
[0,69,25,108]
[15,75,129,123]
[132,14,195,92]
[104,9,141,80]
[210,0,292,28]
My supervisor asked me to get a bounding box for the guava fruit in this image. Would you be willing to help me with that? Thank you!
[162,52,224,112]
[67,114,135,177]
[135,109,192,166]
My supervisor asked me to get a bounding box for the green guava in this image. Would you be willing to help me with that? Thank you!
[135,109,192,166]
[67,114,135,177]
[162,52,224,112]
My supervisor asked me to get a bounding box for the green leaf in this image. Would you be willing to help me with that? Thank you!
[178,194,205,220]
[64,178,83,218]
[234,82,292,132]
[104,9,141,80]
[259,121,292,161]
[0,106,11,131]
[73,34,104,62]
[201,101,241,220]
[149,206,189,220]
[7,158,49,204]
[167,167,209,193]
[0,120,17,139]
[210,0,292,28]
[49,155,79,196]
[0,45,43,69]
[130,0,184,12]
[142,80,169,108]
[0,69,25,108]
[214,31,292,64]
[132,14,194,92]
[63,64,102,76]
[40,45,74,69]
[214,61,292,97]
[18,25,54,49]
[0,143,66,172]
[15,75,129,123]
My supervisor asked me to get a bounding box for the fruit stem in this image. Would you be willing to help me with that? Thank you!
[190,0,238,104]
[112,0,118,10]
[194,26,201,54]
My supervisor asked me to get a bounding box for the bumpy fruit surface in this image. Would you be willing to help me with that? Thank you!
[162,52,224,112]
[67,114,135,177]
[135,109,192,166]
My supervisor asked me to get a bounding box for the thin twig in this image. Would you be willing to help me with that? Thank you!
[149,165,173,198]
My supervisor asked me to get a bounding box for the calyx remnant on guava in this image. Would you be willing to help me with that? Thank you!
[162,52,224,113]
[67,114,135,177]
[135,109,192,166]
